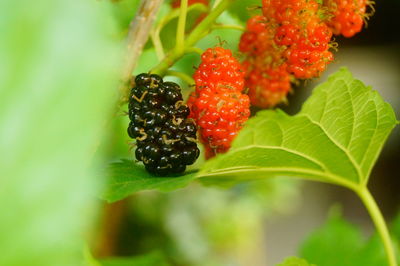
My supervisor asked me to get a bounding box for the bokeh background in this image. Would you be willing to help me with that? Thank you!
[1,0,399,265]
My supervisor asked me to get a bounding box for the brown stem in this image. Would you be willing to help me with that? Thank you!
[93,200,128,258]
[119,0,164,102]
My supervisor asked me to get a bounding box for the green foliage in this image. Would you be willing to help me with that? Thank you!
[299,209,399,266]
[0,1,120,265]
[277,256,316,266]
[199,68,397,188]
[101,160,197,202]
[100,251,169,266]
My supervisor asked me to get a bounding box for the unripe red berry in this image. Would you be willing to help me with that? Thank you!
[189,47,250,158]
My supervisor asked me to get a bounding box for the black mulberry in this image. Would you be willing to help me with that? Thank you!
[128,73,200,176]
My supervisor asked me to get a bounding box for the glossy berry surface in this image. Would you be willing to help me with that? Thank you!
[189,47,250,158]
[128,73,200,176]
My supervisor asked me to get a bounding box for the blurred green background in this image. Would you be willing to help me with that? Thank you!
[1,0,399,265]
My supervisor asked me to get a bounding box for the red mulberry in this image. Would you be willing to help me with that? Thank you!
[188,47,250,158]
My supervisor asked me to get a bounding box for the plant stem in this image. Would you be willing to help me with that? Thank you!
[119,0,163,102]
[185,46,204,55]
[151,0,233,76]
[176,0,188,53]
[356,187,398,266]
[151,31,165,60]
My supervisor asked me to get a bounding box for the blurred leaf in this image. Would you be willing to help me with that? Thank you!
[198,68,397,188]
[100,251,170,266]
[0,1,120,265]
[299,209,396,266]
[299,209,364,266]
[276,256,316,266]
[101,160,198,202]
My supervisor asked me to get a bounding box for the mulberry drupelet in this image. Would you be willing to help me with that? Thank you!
[128,73,200,176]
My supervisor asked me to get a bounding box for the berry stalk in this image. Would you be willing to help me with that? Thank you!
[176,0,189,54]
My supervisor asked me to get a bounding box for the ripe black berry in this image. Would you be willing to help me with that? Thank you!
[128,73,200,176]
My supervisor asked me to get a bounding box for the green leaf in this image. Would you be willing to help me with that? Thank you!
[299,209,395,266]
[100,251,170,266]
[300,209,365,265]
[276,256,316,266]
[198,68,397,189]
[101,160,198,202]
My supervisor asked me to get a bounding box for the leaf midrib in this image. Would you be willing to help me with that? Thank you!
[230,144,328,172]
[198,165,358,191]
[199,142,360,190]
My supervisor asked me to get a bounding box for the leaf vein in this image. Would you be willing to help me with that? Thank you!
[301,114,363,183]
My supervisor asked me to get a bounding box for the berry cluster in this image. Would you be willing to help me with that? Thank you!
[188,47,250,157]
[324,0,369,37]
[262,0,334,79]
[128,73,200,176]
[239,0,339,108]
[240,15,292,108]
